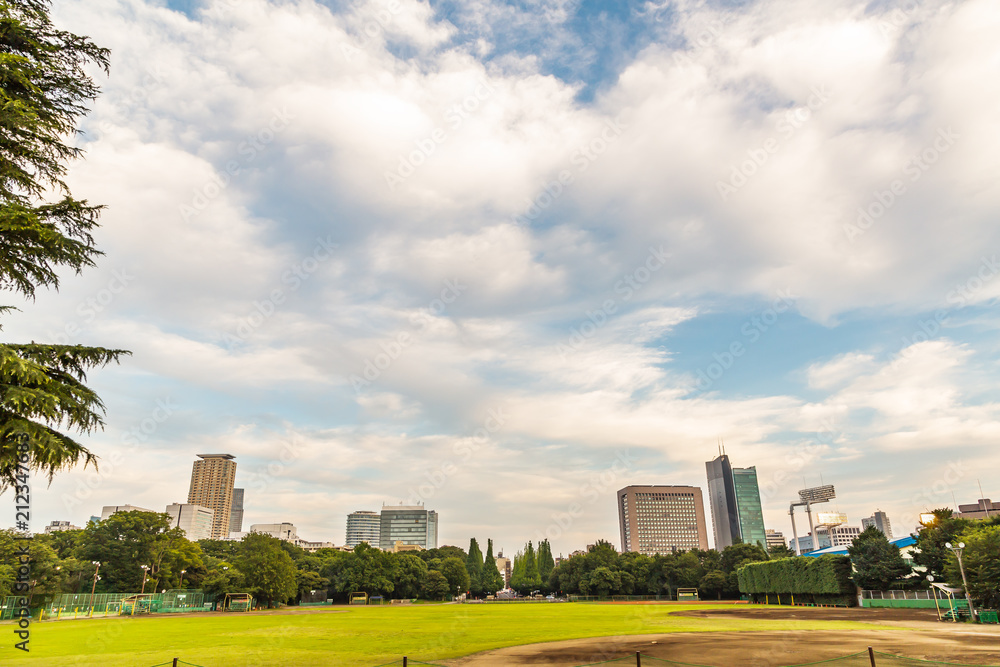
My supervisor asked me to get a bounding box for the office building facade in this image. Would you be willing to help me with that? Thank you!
[166,503,214,541]
[861,510,893,538]
[732,466,767,547]
[617,485,709,555]
[43,521,81,533]
[706,454,767,549]
[346,510,381,548]
[187,454,237,540]
[378,505,438,550]
[228,488,245,534]
[706,455,741,550]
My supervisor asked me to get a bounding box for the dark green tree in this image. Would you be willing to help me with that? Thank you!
[584,566,620,597]
[522,541,541,592]
[699,570,727,600]
[422,570,450,600]
[440,556,470,597]
[943,525,1000,609]
[768,543,796,558]
[912,509,974,581]
[0,0,129,487]
[236,533,297,607]
[76,511,195,592]
[393,554,428,599]
[331,543,396,597]
[482,539,504,594]
[466,537,484,596]
[848,526,912,590]
[536,539,555,587]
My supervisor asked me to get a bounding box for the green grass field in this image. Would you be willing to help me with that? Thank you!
[0,603,896,666]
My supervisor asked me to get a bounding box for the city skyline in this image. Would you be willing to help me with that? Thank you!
[8,0,1000,557]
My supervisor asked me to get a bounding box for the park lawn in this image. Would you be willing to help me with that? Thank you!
[0,603,902,667]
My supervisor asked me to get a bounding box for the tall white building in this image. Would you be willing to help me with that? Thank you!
[166,503,214,541]
[346,511,381,548]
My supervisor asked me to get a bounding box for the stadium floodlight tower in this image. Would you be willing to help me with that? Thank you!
[789,485,836,555]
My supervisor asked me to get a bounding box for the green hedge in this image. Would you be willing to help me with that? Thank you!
[738,555,854,600]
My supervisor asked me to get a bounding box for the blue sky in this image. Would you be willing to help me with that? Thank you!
[11,0,999,554]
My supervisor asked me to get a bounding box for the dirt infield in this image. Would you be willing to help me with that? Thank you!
[443,607,1000,666]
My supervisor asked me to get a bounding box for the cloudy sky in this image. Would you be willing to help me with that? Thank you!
[11,0,1000,555]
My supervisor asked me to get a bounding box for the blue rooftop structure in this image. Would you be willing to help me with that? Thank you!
[802,534,916,557]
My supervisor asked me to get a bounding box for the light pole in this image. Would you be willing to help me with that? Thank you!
[180,569,186,589]
[945,542,976,620]
[140,565,150,595]
[88,561,101,616]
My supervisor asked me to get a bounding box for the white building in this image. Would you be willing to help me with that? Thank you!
[346,511,381,548]
[43,520,81,533]
[250,522,299,540]
[100,505,156,520]
[166,503,215,541]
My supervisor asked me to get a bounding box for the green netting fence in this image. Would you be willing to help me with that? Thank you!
[1,589,212,620]
[365,650,1000,667]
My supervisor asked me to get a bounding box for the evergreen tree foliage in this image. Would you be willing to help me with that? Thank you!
[0,0,128,487]
[483,538,504,593]
[847,526,912,590]
[536,539,555,585]
[237,533,298,607]
[466,537,484,596]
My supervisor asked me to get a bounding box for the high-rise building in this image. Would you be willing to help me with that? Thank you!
[706,454,740,550]
[346,511,381,548]
[706,454,767,549]
[166,503,214,541]
[378,504,438,550]
[617,485,709,555]
[732,466,766,548]
[861,510,893,538]
[228,488,245,534]
[187,454,237,540]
